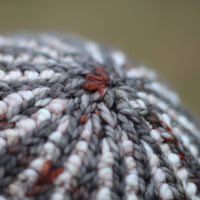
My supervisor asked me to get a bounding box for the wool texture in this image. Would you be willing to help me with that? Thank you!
[0,33,199,200]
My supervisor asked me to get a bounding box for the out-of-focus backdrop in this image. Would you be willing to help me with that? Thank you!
[0,1,199,119]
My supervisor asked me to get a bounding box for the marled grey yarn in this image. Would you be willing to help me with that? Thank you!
[0,33,199,200]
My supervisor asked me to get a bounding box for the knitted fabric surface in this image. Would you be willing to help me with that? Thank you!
[0,33,199,200]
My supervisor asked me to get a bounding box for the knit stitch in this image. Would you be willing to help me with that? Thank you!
[0,33,199,200]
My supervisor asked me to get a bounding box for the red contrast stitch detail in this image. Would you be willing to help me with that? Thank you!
[82,67,109,96]
[26,161,64,196]
[79,114,89,124]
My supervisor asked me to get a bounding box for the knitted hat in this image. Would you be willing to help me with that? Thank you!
[0,33,199,200]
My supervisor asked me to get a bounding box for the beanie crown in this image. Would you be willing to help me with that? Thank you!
[0,33,199,200]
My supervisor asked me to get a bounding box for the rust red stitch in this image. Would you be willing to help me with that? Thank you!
[161,121,172,133]
[178,154,185,161]
[79,114,88,124]
[48,167,64,183]
[82,67,109,96]
[0,120,15,129]
[162,137,174,143]
[93,67,109,82]
[34,160,52,185]
[26,161,63,196]
[85,74,103,82]
[36,161,63,185]
[146,111,173,134]
[94,109,100,116]
[40,160,52,182]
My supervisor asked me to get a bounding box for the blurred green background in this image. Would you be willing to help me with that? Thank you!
[0,0,199,119]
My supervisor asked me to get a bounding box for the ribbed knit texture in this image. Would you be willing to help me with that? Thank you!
[0,33,199,200]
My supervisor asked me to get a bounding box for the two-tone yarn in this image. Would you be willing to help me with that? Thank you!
[0,33,199,200]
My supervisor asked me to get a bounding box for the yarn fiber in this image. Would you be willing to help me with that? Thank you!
[0,33,199,200]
